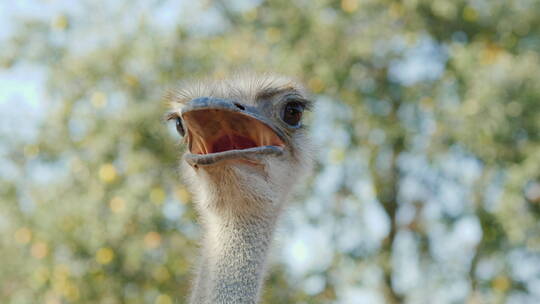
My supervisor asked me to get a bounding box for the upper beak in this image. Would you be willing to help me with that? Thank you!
[180,97,285,166]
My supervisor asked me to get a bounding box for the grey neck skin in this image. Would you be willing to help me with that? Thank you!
[189,203,279,304]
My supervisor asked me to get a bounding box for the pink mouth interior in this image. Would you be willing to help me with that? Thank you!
[181,109,284,155]
[212,135,258,153]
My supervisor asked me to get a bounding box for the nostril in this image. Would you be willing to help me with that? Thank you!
[234,103,245,111]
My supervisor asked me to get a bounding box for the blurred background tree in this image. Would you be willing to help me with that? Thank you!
[1,0,539,303]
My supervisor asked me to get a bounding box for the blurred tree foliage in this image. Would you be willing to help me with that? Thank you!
[1,0,540,303]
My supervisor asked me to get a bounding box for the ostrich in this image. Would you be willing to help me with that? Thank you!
[166,74,314,304]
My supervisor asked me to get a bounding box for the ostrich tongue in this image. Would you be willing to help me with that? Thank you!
[182,109,284,155]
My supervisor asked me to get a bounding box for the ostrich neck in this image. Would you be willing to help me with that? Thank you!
[189,197,279,304]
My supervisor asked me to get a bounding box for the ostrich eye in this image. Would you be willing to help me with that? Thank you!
[281,101,304,127]
[175,117,185,137]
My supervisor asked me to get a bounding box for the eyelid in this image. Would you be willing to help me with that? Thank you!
[283,95,310,110]
[164,112,180,121]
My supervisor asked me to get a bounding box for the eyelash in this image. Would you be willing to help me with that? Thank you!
[165,112,179,121]
[283,96,311,110]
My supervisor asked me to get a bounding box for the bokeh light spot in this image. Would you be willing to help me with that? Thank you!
[308,78,325,93]
[155,294,172,304]
[64,284,80,301]
[23,145,40,158]
[265,27,281,43]
[31,242,49,259]
[144,232,162,249]
[44,292,61,304]
[91,91,107,108]
[96,247,115,264]
[243,9,257,21]
[51,15,68,30]
[33,266,49,285]
[99,164,117,183]
[123,74,139,87]
[330,148,346,164]
[341,0,359,13]
[389,3,403,18]
[151,187,166,205]
[463,6,478,22]
[492,275,510,292]
[175,186,191,203]
[481,44,503,65]
[109,196,126,213]
[153,266,171,282]
[15,227,32,244]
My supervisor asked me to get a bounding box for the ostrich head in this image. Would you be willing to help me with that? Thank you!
[167,74,314,217]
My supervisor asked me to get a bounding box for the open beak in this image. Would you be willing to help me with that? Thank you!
[181,97,285,166]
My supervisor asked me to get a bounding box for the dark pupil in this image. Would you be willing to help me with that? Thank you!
[175,117,185,136]
[283,102,303,126]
